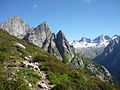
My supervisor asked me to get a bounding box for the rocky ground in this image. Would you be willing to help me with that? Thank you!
[21,57,54,90]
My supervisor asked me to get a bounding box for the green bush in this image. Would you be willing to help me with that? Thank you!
[62,55,69,64]
[0,52,10,63]
[0,76,30,90]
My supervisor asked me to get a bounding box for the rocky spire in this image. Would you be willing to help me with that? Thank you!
[56,30,74,62]
[26,21,52,47]
[0,16,29,39]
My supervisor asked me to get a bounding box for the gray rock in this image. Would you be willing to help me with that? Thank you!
[0,16,29,39]
[43,33,63,60]
[15,43,26,49]
[28,83,32,88]
[38,82,48,89]
[26,22,52,47]
[56,30,74,62]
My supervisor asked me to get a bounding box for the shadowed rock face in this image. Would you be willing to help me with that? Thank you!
[43,33,63,60]
[56,30,74,62]
[0,16,29,39]
[94,36,120,83]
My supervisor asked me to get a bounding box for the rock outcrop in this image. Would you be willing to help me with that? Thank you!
[25,22,52,47]
[56,30,74,62]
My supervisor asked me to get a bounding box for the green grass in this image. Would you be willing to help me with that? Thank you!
[62,54,69,64]
[16,68,41,85]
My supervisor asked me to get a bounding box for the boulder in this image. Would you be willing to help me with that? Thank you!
[15,43,26,49]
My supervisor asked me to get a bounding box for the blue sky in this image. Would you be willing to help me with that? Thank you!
[0,0,120,40]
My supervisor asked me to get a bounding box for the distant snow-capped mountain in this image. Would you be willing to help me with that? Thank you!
[69,35,111,59]
[70,35,111,48]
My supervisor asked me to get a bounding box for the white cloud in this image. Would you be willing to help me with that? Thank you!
[33,4,38,8]
[83,0,95,4]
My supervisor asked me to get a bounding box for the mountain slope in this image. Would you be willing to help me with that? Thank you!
[0,29,120,90]
[94,35,120,83]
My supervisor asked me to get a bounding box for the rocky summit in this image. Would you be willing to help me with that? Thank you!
[0,16,29,39]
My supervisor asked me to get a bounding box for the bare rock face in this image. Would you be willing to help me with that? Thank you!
[56,30,74,62]
[0,16,29,39]
[24,22,63,60]
[43,33,63,60]
[26,22,52,47]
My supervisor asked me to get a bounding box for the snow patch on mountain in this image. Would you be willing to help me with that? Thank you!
[69,35,111,48]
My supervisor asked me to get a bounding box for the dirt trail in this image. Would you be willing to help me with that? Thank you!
[22,60,54,90]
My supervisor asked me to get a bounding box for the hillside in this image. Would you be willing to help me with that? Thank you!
[0,29,120,90]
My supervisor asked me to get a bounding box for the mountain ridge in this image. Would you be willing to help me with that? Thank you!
[69,35,113,59]
[94,35,120,83]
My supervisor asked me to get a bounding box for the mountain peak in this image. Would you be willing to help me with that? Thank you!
[112,35,119,40]
[40,21,48,27]
[79,37,91,43]
[58,30,63,34]
[9,16,22,19]
[36,21,50,32]
[0,16,29,39]
[57,30,65,38]
[93,35,111,43]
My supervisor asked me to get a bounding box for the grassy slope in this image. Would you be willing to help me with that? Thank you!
[0,29,120,90]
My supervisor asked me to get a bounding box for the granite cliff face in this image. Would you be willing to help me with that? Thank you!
[25,22,52,47]
[0,16,29,39]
